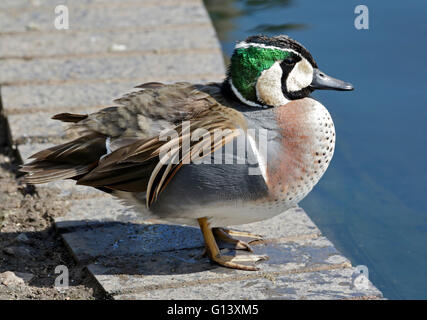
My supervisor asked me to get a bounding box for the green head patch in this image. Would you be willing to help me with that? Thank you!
[229,46,295,105]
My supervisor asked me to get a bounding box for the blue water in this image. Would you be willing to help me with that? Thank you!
[204,0,427,299]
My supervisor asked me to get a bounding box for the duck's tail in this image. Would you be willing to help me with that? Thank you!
[20,113,107,184]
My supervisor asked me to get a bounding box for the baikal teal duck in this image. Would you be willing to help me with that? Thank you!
[22,35,353,271]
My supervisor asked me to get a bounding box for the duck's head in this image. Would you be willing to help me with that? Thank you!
[226,35,354,108]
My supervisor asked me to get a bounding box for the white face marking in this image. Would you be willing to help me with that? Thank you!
[235,41,301,57]
[286,58,314,92]
[256,61,290,107]
[229,79,266,108]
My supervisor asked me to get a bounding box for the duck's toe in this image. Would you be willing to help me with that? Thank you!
[218,228,264,240]
[212,228,255,252]
[211,253,269,271]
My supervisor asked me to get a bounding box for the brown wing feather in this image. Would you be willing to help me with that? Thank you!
[22,134,106,184]
[21,82,246,203]
[51,113,88,123]
[76,105,247,207]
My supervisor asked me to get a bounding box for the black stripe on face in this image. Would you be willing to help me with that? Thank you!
[280,58,314,100]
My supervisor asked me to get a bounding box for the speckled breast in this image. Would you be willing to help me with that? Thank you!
[266,97,335,206]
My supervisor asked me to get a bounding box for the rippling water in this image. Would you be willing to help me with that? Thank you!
[205,0,427,299]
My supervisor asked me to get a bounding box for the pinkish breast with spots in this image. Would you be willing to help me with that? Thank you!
[266,98,335,205]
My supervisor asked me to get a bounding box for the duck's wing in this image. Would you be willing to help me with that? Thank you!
[77,85,248,207]
[68,82,224,139]
[22,82,247,205]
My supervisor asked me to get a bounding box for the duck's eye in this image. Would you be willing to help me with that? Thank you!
[283,57,296,65]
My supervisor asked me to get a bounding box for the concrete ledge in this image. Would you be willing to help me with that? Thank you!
[0,24,217,59]
[0,51,224,85]
[0,0,200,11]
[113,267,380,300]
[9,110,98,144]
[1,82,132,114]
[0,1,207,33]
[52,203,383,299]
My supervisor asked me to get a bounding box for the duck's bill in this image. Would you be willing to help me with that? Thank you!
[310,68,354,91]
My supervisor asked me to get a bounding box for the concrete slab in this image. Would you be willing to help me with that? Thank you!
[0,1,208,33]
[53,202,383,300]
[112,267,381,300]
[1,78,225,115]
[0,51,224,86]
[0,0,198,10]
[55,197,141,231]
[80,220,381,300]
[79,231,339,273]
[0,24,218,58]
[85,239,350,297]
[48,170,382,300]
[1,82,132,113]
[8,110,99,143]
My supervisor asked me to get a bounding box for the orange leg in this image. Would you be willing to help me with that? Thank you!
[198,218,268,271]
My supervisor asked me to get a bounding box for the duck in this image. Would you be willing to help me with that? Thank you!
[21,35,353,271]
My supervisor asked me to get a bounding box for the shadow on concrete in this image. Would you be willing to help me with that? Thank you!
[54,220,306,277]
[56,221,231,276]
[0,226,102,296]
